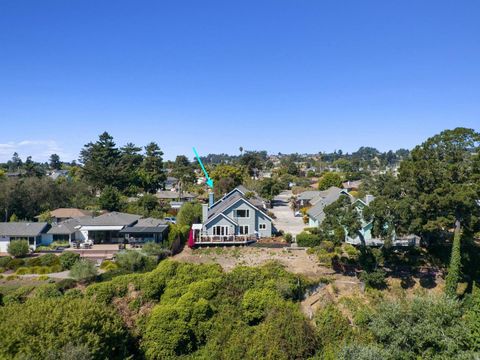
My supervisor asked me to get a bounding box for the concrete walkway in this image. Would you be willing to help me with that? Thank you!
[270,190,305,236]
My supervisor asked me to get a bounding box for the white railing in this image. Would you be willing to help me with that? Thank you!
[197,234,258,243]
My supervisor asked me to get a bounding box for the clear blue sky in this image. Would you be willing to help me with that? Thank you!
[0,0,478,162]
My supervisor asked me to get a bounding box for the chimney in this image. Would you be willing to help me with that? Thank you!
[202,204,208,223]
[208,192,214,208]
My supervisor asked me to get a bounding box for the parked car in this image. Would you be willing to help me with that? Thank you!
[164,217,176,224]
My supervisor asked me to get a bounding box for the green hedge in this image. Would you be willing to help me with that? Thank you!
[296,231,322,247]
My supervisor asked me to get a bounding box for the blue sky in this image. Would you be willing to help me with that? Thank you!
[0,1,479,162]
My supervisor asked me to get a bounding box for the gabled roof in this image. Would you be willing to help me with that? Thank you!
[205,192,272,226]
[78,212,141,227]
[307,187,346,222]
[49,208,93,219]
[297,190,321,201]
[0,222,49,237]
[203,213,239,227]
[210,185,267,210]
[47,218,82,235]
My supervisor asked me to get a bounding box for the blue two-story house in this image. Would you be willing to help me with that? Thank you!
[191,187,274,245]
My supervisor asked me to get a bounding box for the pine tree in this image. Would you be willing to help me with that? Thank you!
[445,222,462,297]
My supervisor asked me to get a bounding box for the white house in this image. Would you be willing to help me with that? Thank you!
[0,222,50,253]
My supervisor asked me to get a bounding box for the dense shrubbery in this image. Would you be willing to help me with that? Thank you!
[0,297,132,359]
[115,250,158,272]
[69,259,98,281]
[296,231,322,247]
[59,252,80,270]
[3,259,480,359]
[360,269,387,289]
[7,239,30,257]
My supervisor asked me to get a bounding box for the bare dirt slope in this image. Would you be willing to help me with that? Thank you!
[173,246,335,278]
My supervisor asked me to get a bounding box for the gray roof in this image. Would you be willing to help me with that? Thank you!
[119,217,168,234]
[136,218,167,227]
[47,218,82,235]
[307,187,345,222]
[207,192,245,221]
[0,222,49,237]
[78,212,142,227]
[236,186,267,208]
[212,186,266,210]
[297,191,321,201]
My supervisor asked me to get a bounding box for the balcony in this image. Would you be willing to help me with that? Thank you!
[195,234,258,245]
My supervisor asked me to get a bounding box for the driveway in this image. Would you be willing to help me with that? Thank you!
[270,190,305,236]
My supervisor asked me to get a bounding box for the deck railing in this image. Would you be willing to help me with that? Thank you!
[196,234,258,243]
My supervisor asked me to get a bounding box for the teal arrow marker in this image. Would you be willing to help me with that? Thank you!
[193,147,214,189]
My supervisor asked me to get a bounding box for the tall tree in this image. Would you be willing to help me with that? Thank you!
[98,185,123,211]
[211,164,244,197]
[24,156,45,177]
[367,128,480,289]
[80,132,122,191]
[119,143,143,192]
[239,151,265,177]
[9,152,22,171]
[370,128,480,243]
[318,172,343,191]
[49,154,62,170]
[139,142,166,194]
[170,155,196,192]
[445,223,462,297]
[320,194,365,246]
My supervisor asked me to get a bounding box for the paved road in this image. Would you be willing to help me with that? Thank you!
[270,190,305,236]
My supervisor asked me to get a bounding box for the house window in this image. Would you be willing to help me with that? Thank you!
[234,209,250,218]
[259,223,267,230]
[239,225,249,235]
[213,226,229,236]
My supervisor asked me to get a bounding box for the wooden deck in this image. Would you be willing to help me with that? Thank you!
[194,235,257,246]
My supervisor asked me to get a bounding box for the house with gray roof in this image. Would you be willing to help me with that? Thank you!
[44,218,84,245]
[191,189,274,246]
[306,187,347,227]
[296,190,322,207]
[0,222,50,253]
[77,212,142,244]
[119,217,169,243]
[214,185,269,210]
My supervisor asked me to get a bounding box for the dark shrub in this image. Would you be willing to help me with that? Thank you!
[296,232,322,247]
[56,278,77,292]
[40,253,60,267]
[26,256,42,267]
[6,258,25,270]
[59,252,80,270]
[8,240,30,257]
[360,269,387,289]
[0,257,12,267]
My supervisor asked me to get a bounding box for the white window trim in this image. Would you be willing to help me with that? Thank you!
[238,225,249,235]
[213,225,229,236]
[259,223,267,230]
